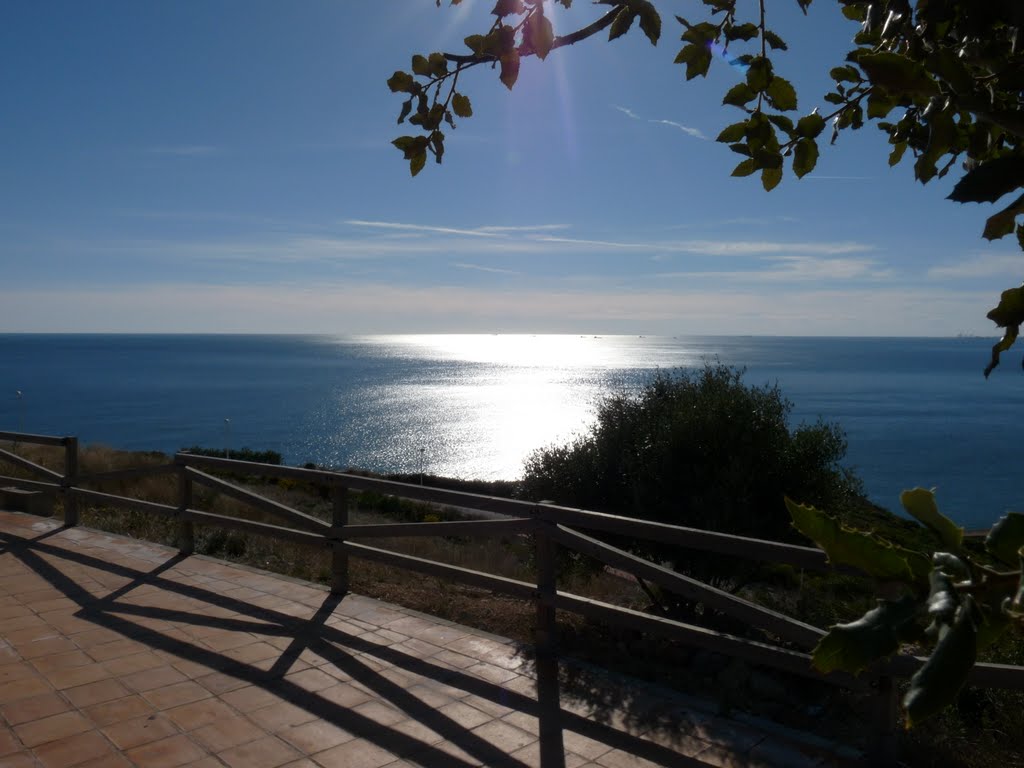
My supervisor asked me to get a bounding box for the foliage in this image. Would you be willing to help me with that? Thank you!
[522,364,861,579]
[390,0,1024,373]
[787,490,1024,726]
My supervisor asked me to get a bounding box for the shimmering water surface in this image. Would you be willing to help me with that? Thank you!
[1,334,1021,528]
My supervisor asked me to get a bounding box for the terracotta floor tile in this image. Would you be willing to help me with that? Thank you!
[218,734,302,768]
[124,733,209,768]
[102,713,180,750]
[192,714,267,752]
[469,719,535,754]
[142,681,212,711]
[14,710,92,748]
[193,671,248,695]
[102,651,166,677]
[77,753,134,768]
[32,729,113,768]
[0,674,53,704]
[0,752,43,768]
[165,697,237,731]
[83,694,155,727]
[350,700,405,728]
[0,726,20,756]
[220,684,284,712]
[85,639,147,663]
[64,678,131,708]
[285,668,337,693]
[120,665,189,693]
[18,637,78,660]
[45,663,111,691]
[0,690,69,726]
[278,719,355,753]
[309,737,398,768]
[248,700,320,732]
[317,683,372,710]
[437,700,493,729]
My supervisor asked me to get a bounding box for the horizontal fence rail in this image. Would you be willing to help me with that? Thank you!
[4,430,1024,767]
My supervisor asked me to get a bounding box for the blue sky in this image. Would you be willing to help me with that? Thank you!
[1,1,1016,336]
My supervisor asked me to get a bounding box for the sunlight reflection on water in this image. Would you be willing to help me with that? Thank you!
[309,334,702,480]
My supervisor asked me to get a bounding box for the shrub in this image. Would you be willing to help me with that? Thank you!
[522,364,862,580]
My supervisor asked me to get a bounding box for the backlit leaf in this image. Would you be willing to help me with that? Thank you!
[761,166,782,191]
[986,511,1024,566]
[949,157,1024,204]
[786,498,928,584]
[903,597,978,727]
[452,93,472,118]
[900,488,963,553]
[499,49,520,90]
[635,0,661,46]
[983,193,1024,240]
[766,76,797,111]
[811,596,918,675]
[723,83,756,107]
[716,121,747,143]
[609,8,636,41]
[527,12,554,59]
[858,52,939,96]
[792,139,818,178]
[796,113,825,139]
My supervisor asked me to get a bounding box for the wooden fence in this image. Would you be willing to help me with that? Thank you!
[2,430,1023,767]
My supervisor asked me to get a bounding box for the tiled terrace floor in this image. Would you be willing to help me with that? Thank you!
[0,510,861,767]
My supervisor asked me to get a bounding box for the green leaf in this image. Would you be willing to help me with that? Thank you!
[925,569,958,629]
[812,596,918,675]
[491,0,524,17]
[746,57,772,92]
[900,488,963,553]
[767,114,794,134]
[527,12,554,59]
[397,99,413,124]
[731,158,757,177]
[411,55,432,77]
[763,30,787,50]
[985,511,1024,566]
[765,76,797,111]
[635,0,661,46]
[858,52,939,97]
[889,141,907,167]
[716,121,747,143]
[387,71,416,93]
[761,166,782,191]
[609,8,636,41]
[792,139,818,178]
[866,91,895,119]
[796,113,825,139]
[724,22,758,42]
[983,193,1024,240]
[464,34,487,54]
[427,52,448,77]
[903,597,978,727]
[451,93,472,118]
[409,150,427,177]
[499,49,520,90]
[723,82,756,107]
[786,498,927,584]
[830,65,861,83]
[948,157,1024,204]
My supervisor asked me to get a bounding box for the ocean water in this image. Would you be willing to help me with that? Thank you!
[0,333,1021,529]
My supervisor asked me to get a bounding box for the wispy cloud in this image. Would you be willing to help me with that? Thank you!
[533,235,873,257]
[451,262,519,275]
[345,220,501,238]
[656,255,889,282]
[928,253,1024,279]
[614,106,706,140]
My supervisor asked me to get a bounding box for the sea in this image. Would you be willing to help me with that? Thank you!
[0,333,1021,530]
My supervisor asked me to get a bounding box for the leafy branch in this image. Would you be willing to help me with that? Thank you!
[787,489,1024,726]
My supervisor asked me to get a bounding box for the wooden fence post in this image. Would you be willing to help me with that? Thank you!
[62,437,78,527]
[535,518,565,768]
[331,484,349,595]
[178,465,194,555]
[870,674,899,766]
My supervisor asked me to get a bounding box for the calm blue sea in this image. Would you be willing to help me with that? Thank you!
[0,333,1021,529]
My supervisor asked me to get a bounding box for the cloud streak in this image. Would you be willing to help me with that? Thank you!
[614,106,706,140]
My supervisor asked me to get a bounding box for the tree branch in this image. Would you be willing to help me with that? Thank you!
[442,5,624,65]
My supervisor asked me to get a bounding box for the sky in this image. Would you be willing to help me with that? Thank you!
[0,0,1017,336]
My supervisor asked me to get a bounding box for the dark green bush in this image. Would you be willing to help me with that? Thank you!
[522,364,862,580]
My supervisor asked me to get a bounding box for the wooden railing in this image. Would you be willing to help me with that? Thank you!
[2,430,1023,767]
